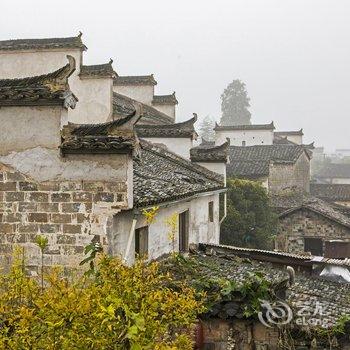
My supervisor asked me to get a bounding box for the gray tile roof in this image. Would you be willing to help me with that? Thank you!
[227,144,308,178]
[136,115,197,139]
[152,93,178,105]
[0,56,76,108]
[79,61,116,78]
[315,163,350,179]
[194,244,350,329]
[214,121,275,131]
[311,183,350,202]
[113,75,157,86]
[190,141,230,163]
[0,34,86,51]
[60,110,141,155]
[275,129,304,136]
[270,191,350,229]
[113,92,173,125]
[133,140,225,207]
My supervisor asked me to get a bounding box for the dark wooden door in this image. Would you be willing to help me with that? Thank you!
[179,210,189,252]
[304,237,323,256]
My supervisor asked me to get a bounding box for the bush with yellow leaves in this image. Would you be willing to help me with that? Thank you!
[0,250,204,350]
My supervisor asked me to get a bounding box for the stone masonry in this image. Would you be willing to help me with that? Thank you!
[0,164,127,272]
[276,208,350,254]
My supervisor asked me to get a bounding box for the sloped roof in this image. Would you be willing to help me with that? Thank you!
[226,144,308,178]
[194,244,350,329]
[275,129,304,136]
[79,61,116,78]
[270,191,350,229]
[0,55,77,108]
[133,140,225,207]
[113,92,173,125]
[113,75,157,86]
[0,34,86,51]
[311,183,350,202]
[136,115,197,139]
[60,109,141,155]
[315,163,350,179]
[152,93,178,105]
[214,121,275,131]
[190,140,230,163]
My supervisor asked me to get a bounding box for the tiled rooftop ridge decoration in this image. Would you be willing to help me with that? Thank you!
[0,55,77,109]
[190,139,230,163]
[79,59,116,79]
[152,92,178,105]
[60,103,143,155]
[113,74,157,86]
[214,121,275,131]
[135,114,198,139]
[0,32,87,51]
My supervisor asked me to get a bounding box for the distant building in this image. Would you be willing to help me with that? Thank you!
[310,183,350,207]
[272,192,350,256]
[226,144,311,192]
[314,163,350,184]
[274,129,303,145]
[335,148,350,159]
[214,122,275,146]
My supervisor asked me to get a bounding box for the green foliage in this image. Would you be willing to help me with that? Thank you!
[198,115,216,142]
[220,178,278,249]
[0,251,203,349]
[35,235,48,252]
[220,79,251,126]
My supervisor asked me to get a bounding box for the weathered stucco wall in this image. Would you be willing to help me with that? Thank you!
[269,153,310,193]
[142,137,193,159]
[113,85,154,105]
[276,208,350,254]
[0,163,129,272]
[0,107,63,155]
[152,104,175,120]
[195,162,227,184]
[110,193,220,264]
[215,129,274,146]
[69,77,113,124]
[0,49,82,78]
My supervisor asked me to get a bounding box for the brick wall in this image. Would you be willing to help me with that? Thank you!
[276,208,350,254]
[0,165,127,272]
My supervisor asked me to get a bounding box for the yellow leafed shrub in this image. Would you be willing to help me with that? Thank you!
[0,251,204,349]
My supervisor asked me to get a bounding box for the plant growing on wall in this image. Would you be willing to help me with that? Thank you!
[35,235,48,292]
[165,213,178,252]
[142,206,160,225]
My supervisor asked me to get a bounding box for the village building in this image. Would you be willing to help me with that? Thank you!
[163,243,350,349]
[0,35,226,270]
[274,128,304,145]
[313,162,350,184]
[214,122,275,146]
[311,183,350,207]
[271,191,350,257]
[226,144,311,192]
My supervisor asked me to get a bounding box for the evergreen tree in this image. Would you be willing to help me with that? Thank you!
[220,179,277,249]
[198,115,215,141]
[220,79,251,126]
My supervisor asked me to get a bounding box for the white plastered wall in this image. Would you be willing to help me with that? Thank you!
[215,129,274,146]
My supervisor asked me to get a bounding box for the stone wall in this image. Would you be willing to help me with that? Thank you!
[200,319,280,349]
[276,208,350,254]
[0,165,128,272]
[269,152,310,194]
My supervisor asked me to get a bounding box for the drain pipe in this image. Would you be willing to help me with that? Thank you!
[124,214,138,263]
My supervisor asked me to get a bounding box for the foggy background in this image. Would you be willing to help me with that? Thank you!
[1,0,349,152]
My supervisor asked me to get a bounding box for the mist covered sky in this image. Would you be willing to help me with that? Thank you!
[1,0,349,152]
